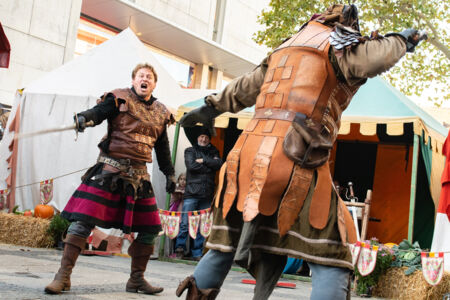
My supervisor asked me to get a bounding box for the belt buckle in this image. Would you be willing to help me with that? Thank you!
[125,166,134,177]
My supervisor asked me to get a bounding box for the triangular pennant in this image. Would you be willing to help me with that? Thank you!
[40,179,53,204]
[188,214,201,239]
[349,241,362,266]
[200,210,214,238]
[357,243,378,276]
[0,188,9,210]
[166,214,181,239]
[159,210,168,235]
[421,252,444,286]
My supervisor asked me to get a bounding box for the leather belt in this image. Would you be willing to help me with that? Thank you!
[254,108,296,121]
[97,155,147,176]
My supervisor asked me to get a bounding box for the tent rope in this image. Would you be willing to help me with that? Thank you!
[14,168,89,189]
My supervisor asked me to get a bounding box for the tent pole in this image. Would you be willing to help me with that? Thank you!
[408,134,419,242]
[159,121,181,258]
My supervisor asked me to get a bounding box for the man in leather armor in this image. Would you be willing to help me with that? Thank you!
[175,4,426,300]
[45,63,176,295]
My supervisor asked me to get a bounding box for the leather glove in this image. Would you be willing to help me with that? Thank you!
[386,29,426,53]
[179,103,222,136]
[166,175,176,194]
[74,115,87,132]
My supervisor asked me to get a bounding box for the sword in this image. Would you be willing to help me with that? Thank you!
[14,113,94,140]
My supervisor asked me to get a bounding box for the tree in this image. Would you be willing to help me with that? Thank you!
[254,0,449,106]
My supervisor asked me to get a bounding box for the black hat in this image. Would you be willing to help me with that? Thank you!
[198,126,211,139]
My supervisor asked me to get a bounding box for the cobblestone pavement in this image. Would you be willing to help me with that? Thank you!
[0,243,378,299]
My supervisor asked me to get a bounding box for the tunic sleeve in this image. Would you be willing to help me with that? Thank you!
[336,36,407,86]
[205,57,268,113]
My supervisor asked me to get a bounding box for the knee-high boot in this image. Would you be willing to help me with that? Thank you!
[44,234,86,294]
[176,276,220,300]
[125,241,163,294]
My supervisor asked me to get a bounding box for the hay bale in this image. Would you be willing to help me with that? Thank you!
[373,266,450,299]
[0,212,53,248]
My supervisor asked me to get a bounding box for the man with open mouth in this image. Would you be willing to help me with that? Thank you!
[45,63,177,295]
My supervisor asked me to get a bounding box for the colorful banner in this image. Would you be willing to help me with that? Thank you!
[158,208,213,238]
[200,210,213,238]
[421,252,444,286]
[349,241,362,266]
[0,188,9,210]
[357,242,378,276]
[159,210,168,236]
[188,211,201,239]
[40,179,53,204]
[166,212,181,239]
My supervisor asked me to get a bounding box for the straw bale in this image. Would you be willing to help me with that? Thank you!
[0,212,53,248]
[373,266,450,299]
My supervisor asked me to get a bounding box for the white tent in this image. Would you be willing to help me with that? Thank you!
[0,28,200,213]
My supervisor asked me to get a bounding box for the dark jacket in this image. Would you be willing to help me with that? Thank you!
[184,144,223,201]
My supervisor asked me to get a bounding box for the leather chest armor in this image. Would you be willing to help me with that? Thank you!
[104,88,173,163]
[219,21,361,229]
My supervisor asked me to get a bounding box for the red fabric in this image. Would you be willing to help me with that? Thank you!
[6,104,21,211]
[438,130,450,221]
[0,22,11,68]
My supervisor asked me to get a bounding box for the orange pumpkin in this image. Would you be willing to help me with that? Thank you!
[34,204,54,219]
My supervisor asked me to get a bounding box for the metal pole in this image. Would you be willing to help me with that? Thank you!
[407,134,419,242]
[159,122,181,257]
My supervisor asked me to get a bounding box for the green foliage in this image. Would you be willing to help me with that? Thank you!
[47,214,70,246]
[355,239,394,296]
[391,239,423,275]
[254,0,449,106]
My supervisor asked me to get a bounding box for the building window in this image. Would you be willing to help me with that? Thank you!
[75,18,194,88]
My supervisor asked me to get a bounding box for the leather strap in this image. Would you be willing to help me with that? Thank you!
[278,165,313,236]
[214,163,227,208]
[254,108,296,121]
[243,136,278,222]
[222,134,248,218]
[309,161,332,229]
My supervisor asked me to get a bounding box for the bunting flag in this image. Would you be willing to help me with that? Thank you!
[421,252,445,286]
[166,212,181,239]
[188,211,201,239]
[200,209,213,238]
[349,241,362,266]
[159,210,168,236]
[0,188,9,210]
[40,179,53,204]
[357,242,379,276]
[431,130,450,272]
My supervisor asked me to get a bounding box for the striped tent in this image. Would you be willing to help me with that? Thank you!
[176,76,448,248]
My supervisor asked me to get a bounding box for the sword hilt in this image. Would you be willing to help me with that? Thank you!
[74,113,95,141]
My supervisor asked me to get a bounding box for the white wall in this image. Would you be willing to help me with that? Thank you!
[132,0,270,71]
[0,0,82,105]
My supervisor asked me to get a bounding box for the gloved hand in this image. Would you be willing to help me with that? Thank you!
[179,103,222,136]
[386,29,426,53]
[166,175,176,194]
[74,115,87,132]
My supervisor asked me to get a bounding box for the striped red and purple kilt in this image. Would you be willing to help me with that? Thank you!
[61,167,161,234]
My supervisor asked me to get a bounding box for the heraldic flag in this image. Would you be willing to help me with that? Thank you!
[431,129,450,272]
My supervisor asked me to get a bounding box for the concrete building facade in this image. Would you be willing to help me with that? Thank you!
[0,0,82,105]
[0,0,270,105]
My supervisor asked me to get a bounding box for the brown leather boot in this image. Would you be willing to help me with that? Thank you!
[176,275,220,300]
[44,234,86,294]
[126,241,164,294]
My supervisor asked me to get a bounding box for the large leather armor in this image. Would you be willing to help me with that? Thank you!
[103,88,174,163]
[217,21,360,241]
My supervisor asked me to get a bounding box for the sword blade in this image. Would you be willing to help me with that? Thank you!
[14,124,77,140]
